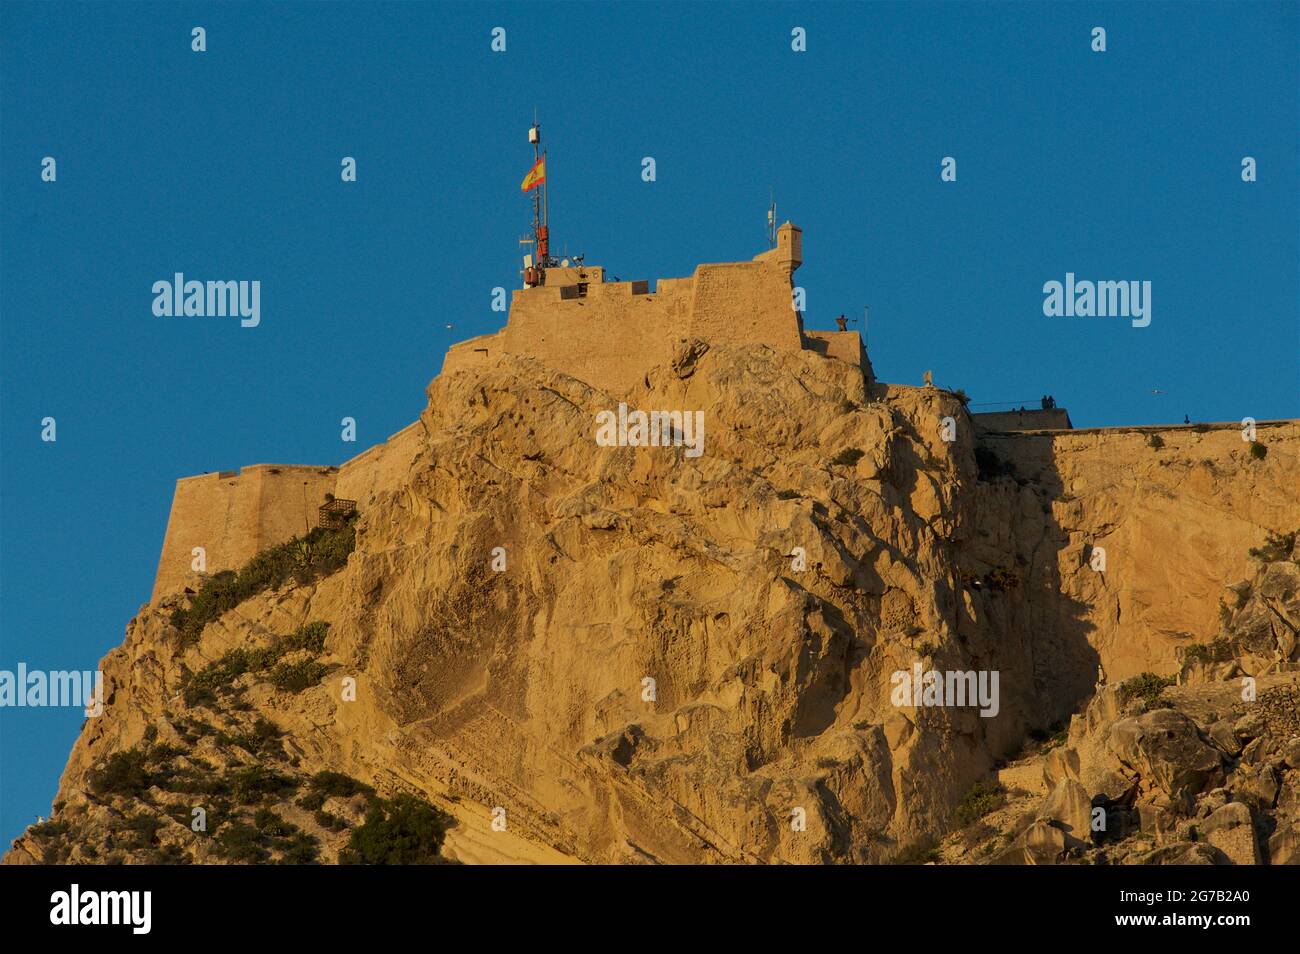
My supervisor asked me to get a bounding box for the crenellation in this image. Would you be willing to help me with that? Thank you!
[153,224,869,601]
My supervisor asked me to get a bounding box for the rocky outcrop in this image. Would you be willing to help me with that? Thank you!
[7,341,1298,865]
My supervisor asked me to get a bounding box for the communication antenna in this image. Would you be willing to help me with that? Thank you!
[530,110,549,264]
[767,188,777,249]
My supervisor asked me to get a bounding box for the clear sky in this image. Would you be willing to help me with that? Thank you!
[1,1,1296,846]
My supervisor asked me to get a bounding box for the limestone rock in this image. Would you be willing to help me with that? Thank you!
[1201,802,1259,865]
[1037,779,1093,844]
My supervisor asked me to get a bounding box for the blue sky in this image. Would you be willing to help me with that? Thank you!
[1,1,1296,846]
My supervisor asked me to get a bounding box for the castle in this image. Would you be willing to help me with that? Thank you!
[150,223,1074,600]
[151,224,877,599]
[441,222,866,392]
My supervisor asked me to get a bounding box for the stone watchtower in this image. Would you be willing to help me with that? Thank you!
[753,222,803,278]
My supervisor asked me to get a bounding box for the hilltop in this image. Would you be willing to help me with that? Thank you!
[6,336,1298,864]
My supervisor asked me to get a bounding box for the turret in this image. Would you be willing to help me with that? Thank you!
[753,221,802,277]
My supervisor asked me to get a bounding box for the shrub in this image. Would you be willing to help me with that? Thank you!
[954,782,1005,826]
[181,622,332,706]
[282,621,331,654]
[253,808,295,838]
[158,765,230,798]
[119,812,163,849]
[776,489,800,500]
[87,748,151,798]
[314,809,349,832]
[1249,442,1267,461]
[215,821,269,863]
[171,522,355,644]
[1249,530,1296,563]
[278,831,321,865]
[269,660,330,694]
[219,717,285,759]
[308,771,374,799]
[1183,637,1234,666]
[228,766,297,805]
[149,843,191,865]
[1119,672,1177,706]
[297,791,327,812]
[1145,433,1165,449]
[338,793,452,865]
[830,447,865,468]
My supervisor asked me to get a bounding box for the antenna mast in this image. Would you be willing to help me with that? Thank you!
[767,188,776,249]
[530,110,549,266]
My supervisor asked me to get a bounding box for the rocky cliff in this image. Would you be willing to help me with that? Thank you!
[6,341,1297,864]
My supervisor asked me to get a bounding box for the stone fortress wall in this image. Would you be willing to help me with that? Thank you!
[441,222,865,393]
[152,223,875,599]
[158,222,1270,608]
[151,423,424,601]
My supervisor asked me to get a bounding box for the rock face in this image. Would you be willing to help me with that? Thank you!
[6,341,1298,865]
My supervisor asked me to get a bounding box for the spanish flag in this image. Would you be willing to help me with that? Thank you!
[520,156,546,192]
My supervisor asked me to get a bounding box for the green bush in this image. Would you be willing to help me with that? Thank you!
[269,660,330,694]
[87,748,151,798]
[1120,672,1177,706]
[1183,636,1234,666]
[278,831,321,865]
[119,812,163,849]
[181,622,332,706]
[215,821,270,863]
[149,843,191,865]
[954,781,1006,826]
[228,765,297,805]
[253,808,296,838]
[338,793,452,865]
[218,717,285,759]
[1145,433,1165,449]
[308,771,374,799]
[314,809,349,832]
[830,447,865,468]
[282,621,331,654]
[1249,442,1268,461]
[171,522,355,644]
[1249,530,1296,563]
[297,791,327,812]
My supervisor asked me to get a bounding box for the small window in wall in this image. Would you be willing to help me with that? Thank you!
[577,283,589,298]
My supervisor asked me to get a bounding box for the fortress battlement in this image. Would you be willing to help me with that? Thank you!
[442,223,870,393]
[152,225,871,601]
